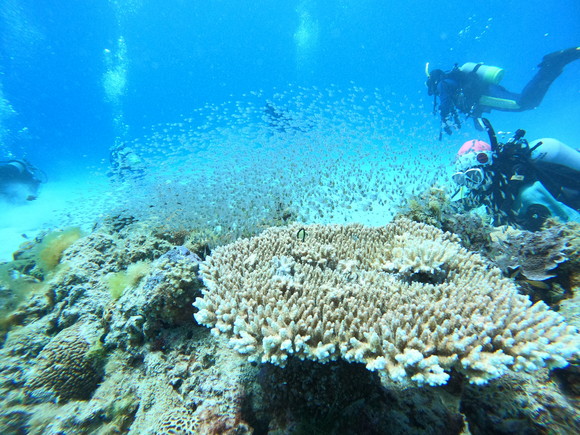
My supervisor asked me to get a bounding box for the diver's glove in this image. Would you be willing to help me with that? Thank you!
[439,122,453,140]
[473,118,484,131]
[439,119,454,140]
[441,110,461,136]
[443,123,453,136]
[441,117,460,136]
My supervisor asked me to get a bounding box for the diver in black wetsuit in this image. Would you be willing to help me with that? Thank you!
[262,102,314,134]
[426,47,580,138]
[0,159,45,201]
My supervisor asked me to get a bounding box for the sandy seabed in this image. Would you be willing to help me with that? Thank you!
[0,174,113,262]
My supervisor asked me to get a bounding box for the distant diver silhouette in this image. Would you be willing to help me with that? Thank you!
[425,47,580,138]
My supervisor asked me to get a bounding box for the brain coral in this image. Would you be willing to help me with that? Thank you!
[154,408,197,435]
[194,219,579,387]
[154,406,251,435]
[24,323,102,402]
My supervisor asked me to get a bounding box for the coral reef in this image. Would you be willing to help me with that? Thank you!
[154,404,253,434]
[482,223,578,312]
[0,212,578,434]
[462,369,580,434]
[553,221,580,295]
[257,359,468,434]
[399,187,580,308]
[398,186,494,253]
[400,186,450,228]
[154,407,199,434]
[106,260,151,300]
[36,227,84,274]
[195,218,579,387]
[2,86,579,433]
[0,228,87,338]
[0,217,257,434]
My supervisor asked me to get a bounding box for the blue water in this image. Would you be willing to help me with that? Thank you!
[1,0,579,176]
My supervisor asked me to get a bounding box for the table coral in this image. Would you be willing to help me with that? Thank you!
[194,218,579,387]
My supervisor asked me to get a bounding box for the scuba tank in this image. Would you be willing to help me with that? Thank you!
[459,62,504,85]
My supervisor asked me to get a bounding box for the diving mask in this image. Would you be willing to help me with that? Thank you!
[452,167,486,190]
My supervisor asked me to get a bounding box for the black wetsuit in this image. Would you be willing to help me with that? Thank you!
[457,138,580,230]
[460,158,534,228]
[0,159,43,201]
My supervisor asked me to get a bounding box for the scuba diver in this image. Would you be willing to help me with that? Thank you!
[262,101,314,134]
[264,102,293,133]
[108,141,145,181]
[426,47,580,139]
[0,159,46,202]
[450,119,580,231]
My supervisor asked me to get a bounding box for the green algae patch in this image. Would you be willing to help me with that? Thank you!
[106,261,151,300]
[37,227,84,274]
[0,264,45,337]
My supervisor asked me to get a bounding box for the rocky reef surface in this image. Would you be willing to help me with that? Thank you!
[0,209,578,434]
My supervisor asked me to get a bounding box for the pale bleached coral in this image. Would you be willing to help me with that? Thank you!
[194,218,579,387]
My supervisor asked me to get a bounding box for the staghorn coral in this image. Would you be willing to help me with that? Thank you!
[24,322,103,403]
[194,218,580,387]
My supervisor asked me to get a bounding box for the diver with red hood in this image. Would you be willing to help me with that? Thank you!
[450,119,580,231]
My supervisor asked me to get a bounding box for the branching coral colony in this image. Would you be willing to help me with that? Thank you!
[194,218,579,388]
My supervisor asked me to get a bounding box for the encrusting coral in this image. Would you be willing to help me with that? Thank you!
[194,218,580,387]
[489,225,569,282]
[154,405,252,435]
